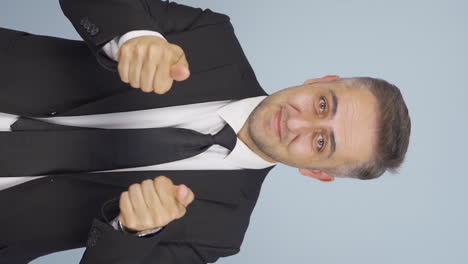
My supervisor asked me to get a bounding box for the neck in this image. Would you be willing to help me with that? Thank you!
[237,120,276,163]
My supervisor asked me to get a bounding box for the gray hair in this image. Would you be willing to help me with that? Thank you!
[323,77,411,180]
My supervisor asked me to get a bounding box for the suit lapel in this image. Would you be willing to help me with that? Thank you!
[59,64,265,116]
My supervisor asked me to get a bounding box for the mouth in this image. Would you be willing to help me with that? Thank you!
[272,107,282,140]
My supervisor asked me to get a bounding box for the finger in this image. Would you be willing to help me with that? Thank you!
[141,179,162,210]
[176,184,194,207]
[153,176,177,211]
[119,191,135,227]
[128,184,149,220]
[169,45,190,81]
[153,60,172,94]
[170,56,190,81]
[140,57,157,93]
[118,48,131,84]
[128,46,145,89]
[173,184,192,220]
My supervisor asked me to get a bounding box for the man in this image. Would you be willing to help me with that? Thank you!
[0,0,411,263]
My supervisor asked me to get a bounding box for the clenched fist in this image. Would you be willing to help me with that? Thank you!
[117,36,190,94]
[118,176,195,232]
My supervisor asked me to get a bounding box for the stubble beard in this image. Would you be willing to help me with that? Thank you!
[247,98,285,164]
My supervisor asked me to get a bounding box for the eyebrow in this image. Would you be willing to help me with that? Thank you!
[329,89,338,119]
[327,89,338,158]
[328,129,336,158]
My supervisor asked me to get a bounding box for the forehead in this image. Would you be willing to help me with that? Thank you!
[323,82,379,164]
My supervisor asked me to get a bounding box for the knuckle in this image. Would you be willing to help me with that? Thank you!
[161,83,170,93]
[126,78,136,88]
[129,79,139,88]
[140,181,151,192]
[148,45,160,56]
[170,44,183,54]
[120,45,131,55]
[154,175,171,185]
[142,86,152,93]
[141,84,151,93]
[156,175,169,181]
[153,176,165,186]
[153,88,163,95]
[162,48,173,61]
[134,45,146,56]
[129,183,140,192]
[153,83,167,94]
[156,85,171,95]
[142,179,153,186]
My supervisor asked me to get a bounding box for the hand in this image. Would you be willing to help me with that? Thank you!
[118,176,195,231]
[117,36,190,94]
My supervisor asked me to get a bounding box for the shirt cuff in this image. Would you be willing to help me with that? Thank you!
[101,30,167,61]
[110,216,121,230]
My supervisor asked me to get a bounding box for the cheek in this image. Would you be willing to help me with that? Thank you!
[288,136,312,158]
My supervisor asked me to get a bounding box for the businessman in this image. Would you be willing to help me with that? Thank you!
[0,0,411,263]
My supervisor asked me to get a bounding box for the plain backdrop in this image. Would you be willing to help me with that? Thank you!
[1,0,467,263]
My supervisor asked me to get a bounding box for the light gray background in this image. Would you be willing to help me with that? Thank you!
[1,0,467,263]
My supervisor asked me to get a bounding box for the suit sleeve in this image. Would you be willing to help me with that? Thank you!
[79,197,209,264]
[58,0,230,71]
[80,219,206,264]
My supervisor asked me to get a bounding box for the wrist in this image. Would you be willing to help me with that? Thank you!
[117,217,163,237]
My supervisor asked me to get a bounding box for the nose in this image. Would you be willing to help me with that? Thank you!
[287,114,313,133]
[286,111,326,134]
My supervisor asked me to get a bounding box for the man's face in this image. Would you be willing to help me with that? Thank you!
[246,77,379,179]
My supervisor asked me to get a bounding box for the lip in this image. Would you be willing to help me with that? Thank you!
[272,107,282,140]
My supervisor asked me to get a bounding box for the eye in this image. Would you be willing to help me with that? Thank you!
[316,134,326,152]
[318,97,327,113]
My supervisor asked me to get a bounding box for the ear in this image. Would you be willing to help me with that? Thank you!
[303,75,340,85]
[299,168,335,182]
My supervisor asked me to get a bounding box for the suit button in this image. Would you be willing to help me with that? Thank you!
[90,27,100,36]
[48,111,57,116]
[87,24,96,32]
[80,17,88,26]
[84,22,91,31]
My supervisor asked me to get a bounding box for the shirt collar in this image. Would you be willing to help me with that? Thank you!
[217,96,277,169]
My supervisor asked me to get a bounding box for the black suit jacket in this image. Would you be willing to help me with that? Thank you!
[0,1,275,264]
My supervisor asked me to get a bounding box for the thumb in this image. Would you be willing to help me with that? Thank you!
[170,56,190,81]
[175,184,194,207]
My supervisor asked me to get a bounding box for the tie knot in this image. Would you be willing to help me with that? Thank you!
[212,124,237,151]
